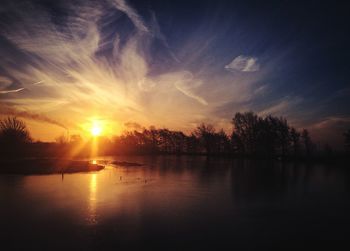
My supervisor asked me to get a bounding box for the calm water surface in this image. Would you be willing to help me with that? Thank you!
[0,156,349,250]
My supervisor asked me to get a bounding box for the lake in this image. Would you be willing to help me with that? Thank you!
[0,156,349,250]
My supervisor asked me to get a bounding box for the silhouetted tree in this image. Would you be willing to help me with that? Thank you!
[142,127,159,153]
[231,112,259,154]
[100,112,319,158]
[172,131,186,153]
[186,134,200,154]
[257,115,277,157]
[194,123,216,154]
[274,117,290,157]
[231,112,305,158]
[55,134,69,145]
[0,112,326,160]
[0,117,32,158]
[290,127,301,157]
[158,129,173,153]
[217,129,231,153]
[301,129,313,156]
[231,132,244,154]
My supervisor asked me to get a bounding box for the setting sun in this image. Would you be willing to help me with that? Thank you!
[81,117,118,138]
[91,122,102,137]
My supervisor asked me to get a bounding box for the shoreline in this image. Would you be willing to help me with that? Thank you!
[0,159,104,175]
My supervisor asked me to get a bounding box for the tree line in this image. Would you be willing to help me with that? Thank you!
[112,112,316,157]
[1,112,350,159]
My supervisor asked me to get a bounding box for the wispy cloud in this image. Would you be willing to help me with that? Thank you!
[173,71,208,105]
[0,0,304,141]
[306,116,350,149]
[32,80,44,86]
[109,0,149,33]
[1,0,209,137]
[0,105,67,129]
[124,121,143,130]
[225,55,260,72]
[0,76,12,85]
[258,96,303,117]
[309,116,350,130]
[0,88,25,94]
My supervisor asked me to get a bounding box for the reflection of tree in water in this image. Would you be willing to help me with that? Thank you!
[144,156,233,188]
[195,157,233,185]
[229,160,314,207]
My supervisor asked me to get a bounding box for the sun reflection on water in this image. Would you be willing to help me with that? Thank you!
[87,173,98,225]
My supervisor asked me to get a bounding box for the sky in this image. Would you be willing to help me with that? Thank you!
[0,0,349,147]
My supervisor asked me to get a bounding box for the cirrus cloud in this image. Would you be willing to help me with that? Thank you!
[225,55,260,72]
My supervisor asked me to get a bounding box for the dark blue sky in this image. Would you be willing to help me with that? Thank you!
[0,0,349,145]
